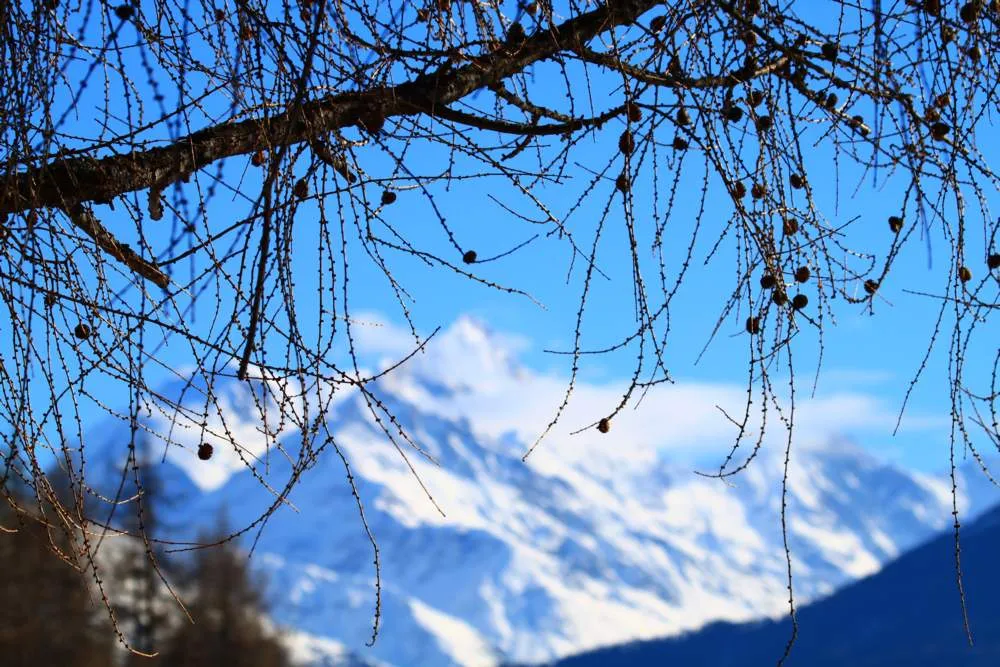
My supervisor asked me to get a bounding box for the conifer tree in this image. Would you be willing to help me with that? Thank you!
[158,518,291,667]
[107,435,184,662]
[3,0,1000,654]
[0,484,115,667]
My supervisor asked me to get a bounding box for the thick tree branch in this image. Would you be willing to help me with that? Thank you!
[0,0,664,217]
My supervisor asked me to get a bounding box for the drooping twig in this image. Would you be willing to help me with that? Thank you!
[64,204,169,289]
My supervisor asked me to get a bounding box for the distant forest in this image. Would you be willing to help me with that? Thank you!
[0,461,290,667]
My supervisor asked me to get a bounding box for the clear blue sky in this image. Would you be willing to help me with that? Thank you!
[25,1,997,477]
[344,155,965,473]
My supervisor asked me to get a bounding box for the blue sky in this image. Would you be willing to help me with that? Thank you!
[345,182,961,474]
[314,88,972,474]
[18,0,997,479]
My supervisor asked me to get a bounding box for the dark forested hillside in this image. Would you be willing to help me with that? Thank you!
[0,493,115,667]
[551,503,1000,667]
[0,476,290,666]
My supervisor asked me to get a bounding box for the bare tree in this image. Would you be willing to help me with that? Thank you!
[1,0,999,658]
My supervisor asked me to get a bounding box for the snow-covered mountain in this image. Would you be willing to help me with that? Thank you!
[85,316,1000,667]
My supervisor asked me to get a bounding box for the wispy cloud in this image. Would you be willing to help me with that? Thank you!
[352,313,946,470]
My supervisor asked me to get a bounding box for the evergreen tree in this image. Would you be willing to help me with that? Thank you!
[158,518,291,667]
[107,435,183,660]
[3,470,289,666]
[0,484,115,667]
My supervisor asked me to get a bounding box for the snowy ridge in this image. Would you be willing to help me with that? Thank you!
[87,317,1000,666]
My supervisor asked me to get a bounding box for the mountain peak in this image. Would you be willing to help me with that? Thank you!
[417,315,525,386]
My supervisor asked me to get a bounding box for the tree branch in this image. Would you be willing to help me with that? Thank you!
[0,0,665,216]
[65,204,170,289]
[577,45,792,88]
[428,104,621,135]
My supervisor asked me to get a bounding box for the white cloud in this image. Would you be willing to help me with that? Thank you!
[351,313,944,472]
